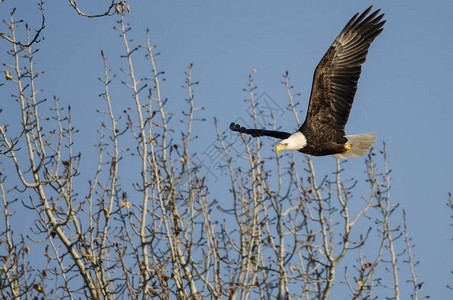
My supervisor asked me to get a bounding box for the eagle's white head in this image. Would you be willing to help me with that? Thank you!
[276,132,307,153]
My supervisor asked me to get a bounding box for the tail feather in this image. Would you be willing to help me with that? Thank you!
[332,132,376,159]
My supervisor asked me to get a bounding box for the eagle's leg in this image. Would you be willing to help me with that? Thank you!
[339,144,352,155]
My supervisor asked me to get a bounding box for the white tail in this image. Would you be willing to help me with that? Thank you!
[332,132,376,159]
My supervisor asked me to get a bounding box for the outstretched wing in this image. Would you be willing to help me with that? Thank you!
[230,123,291,140]
[302,6,385,136]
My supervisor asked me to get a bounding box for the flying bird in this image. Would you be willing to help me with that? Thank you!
[230,6,385,159]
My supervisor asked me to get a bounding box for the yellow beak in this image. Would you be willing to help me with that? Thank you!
[276,144,285,154]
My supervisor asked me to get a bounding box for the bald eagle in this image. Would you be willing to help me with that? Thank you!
[230,6,385,159]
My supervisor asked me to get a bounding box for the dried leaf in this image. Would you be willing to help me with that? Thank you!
[120,200,132,209]
[33,284,45,294]
[5,70,13,80]
[81,250,93,260]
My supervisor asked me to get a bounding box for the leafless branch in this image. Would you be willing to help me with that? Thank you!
[67,0,128,18]
[0,1,45,47]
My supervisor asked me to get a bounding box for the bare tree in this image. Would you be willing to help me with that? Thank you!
[0,1,129,48]
[0,10,429,300]
[0,2,45,47]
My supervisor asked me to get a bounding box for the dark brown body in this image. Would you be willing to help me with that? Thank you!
[298,123,347,156]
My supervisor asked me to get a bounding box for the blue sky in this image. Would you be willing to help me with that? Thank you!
[1,0,453,298]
